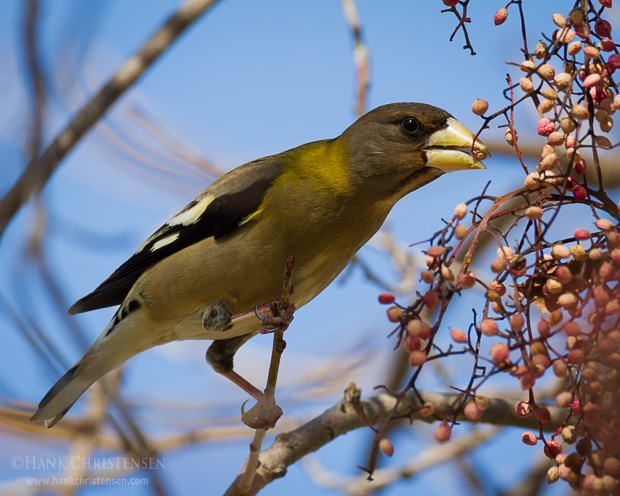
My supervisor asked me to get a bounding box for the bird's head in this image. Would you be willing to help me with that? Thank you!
[340,102,489,200]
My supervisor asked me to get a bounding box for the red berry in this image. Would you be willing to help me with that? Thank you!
[609,53,620,68]
[544,439,562,458]
[494,8,508,26]
[537,118,554,136]
[378,292,395,304]
[574,159,586,175]
[442,0,458,6]
[423,290,438,309]
[573,185,587,201]
[595,20,612,37]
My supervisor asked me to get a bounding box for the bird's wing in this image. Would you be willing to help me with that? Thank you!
[69,158,284,314]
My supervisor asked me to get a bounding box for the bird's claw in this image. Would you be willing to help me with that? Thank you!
[255,300,295,334]
[241,399,283,429]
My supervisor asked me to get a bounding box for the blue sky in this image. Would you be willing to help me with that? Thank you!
[0,1,602,494]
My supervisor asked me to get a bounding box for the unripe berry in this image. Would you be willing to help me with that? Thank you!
[520,60,536,73]
[387,306,404,323]
[454,202,468,219]
[583,46,601,60]
[472,99,488,115]
[556,391,573,407]
[568,41,582,55]
[525,206,543,220]
[547,132,564,146]
[560,116,576,132]
[490,257,507,273]
[407,319,431,339]
[480,319,499,336]
[538,64,555,81]
[567,348,585,365]
[571,104,590,120]
[584,73,602,88]
[434,420,452,443]
[595,218,614,230]
[555,72,572,90]
[421,270,434,284]
[379,438,394,457]
[544,439,562,458]
[505,129,517,145]
[450,328,467,343]
[457,271,476,289]
[552,13,567,28]
[555,28,575,44]
[516,400,532,417]
[454,224,467,240]
[409,350,426,367]
[552,244,570,259]
[538,319,550,337]
[553,359,568,377]
[519,77,534,93]
[490,343,510,362]
[510,313,524,331]
[440,266,455,282]
[547,466,559,484]
[558,292,578,309]
[522,431,538,445]
[534,42,547,59]
[464,401,483,421]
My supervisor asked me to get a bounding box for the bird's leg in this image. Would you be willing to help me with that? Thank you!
[206,336,282,428]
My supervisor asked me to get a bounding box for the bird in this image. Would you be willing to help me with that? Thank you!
[31,102,488,427]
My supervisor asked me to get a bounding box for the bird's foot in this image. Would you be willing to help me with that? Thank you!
[255,301,295,334]
[241,398,283,430]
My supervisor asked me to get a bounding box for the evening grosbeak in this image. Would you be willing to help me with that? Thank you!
[32,102,488,426]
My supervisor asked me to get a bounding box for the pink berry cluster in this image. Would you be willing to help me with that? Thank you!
[510,4,617,185]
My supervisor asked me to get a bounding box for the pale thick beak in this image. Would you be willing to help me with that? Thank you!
[423,117,489,172]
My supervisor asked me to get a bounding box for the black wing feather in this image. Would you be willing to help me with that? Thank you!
[69,159,283,314]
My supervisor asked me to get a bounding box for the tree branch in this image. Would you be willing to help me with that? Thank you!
[0,0,221,239]
[225,386,571,494]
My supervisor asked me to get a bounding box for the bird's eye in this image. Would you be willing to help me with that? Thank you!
[401,117,420,135]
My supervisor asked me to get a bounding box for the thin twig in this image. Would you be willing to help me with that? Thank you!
[0,0,221,239]
[235,257,295,495]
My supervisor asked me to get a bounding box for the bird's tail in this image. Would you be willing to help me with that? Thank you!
[31,311,138,427]
[30,362,99,427]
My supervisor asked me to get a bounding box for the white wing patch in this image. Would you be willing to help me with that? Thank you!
[169,194,214,226]
[150,232,180,252]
